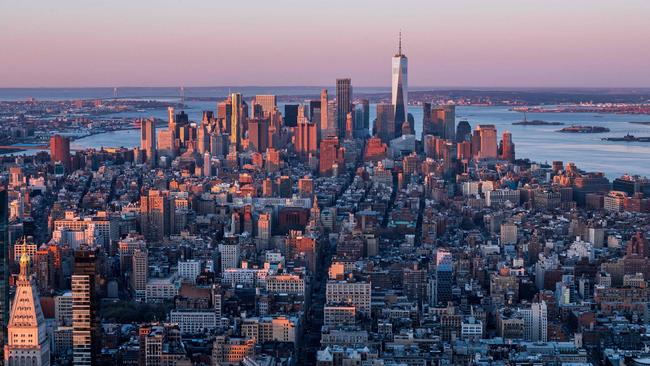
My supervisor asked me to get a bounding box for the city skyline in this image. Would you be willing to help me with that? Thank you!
[2,2,650,365]
[1,0,649,88]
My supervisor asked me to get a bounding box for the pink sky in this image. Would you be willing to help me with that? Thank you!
[1,0,649,87]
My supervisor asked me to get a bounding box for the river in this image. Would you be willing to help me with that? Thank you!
[3,98,650,179]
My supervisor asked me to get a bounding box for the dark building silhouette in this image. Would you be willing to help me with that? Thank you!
[336,78,352,139]
[248,118,269,153]
[307,100,321,122]
[284,104,299,127]
[422,103,435,139]
[456,120,472,143]
[375,103,395,143]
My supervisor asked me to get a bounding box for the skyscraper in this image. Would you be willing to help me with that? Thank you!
[167,107,175,132]
[435,250,453,305]
[295,106,318,158]
[140,118,157,166]
[217,100,232,134]
[4,245,50,366]
[320,89,331,136]
[0,189,7,362]
[422,103,436,139]
[456,120,472,143]
[307,100,321,123]
[432,105,456,141]
[50,135,71,172]
[284,104,299,127]
[345,112,354,140]
[140,190,172,242]
[254,95,277,117]
[248,118,269,153]
[319,136,345,176]
[392,33,408,137]
[477,124,498,160]
[354,100,369,138]
[230,93,243,151]
[374,103,395,143]
[336,78,352,139]
[197,122,209,154]
[500,130,515,162]
[72,249,99,366]
[131,248,148,301]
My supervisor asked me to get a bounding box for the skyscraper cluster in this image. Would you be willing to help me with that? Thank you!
[1,32,649,366]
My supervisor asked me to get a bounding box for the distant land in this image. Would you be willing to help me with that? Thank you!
[2,86,650,105]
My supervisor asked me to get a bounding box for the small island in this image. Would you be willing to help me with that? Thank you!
[512,113,564,126]
[512,119,564,126]
[557,125,610,133]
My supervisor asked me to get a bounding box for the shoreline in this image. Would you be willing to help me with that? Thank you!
[1,119,167,155]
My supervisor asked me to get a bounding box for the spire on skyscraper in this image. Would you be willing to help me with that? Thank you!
[398,31,402,56]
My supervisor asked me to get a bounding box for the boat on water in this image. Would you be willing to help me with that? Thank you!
[602,133,650,142]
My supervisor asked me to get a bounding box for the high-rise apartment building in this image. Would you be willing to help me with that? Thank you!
[72,249,99,366]
[392,33,408,137]
[50,135,71,172]
[140,118,157,166]
[336,78,352,139]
